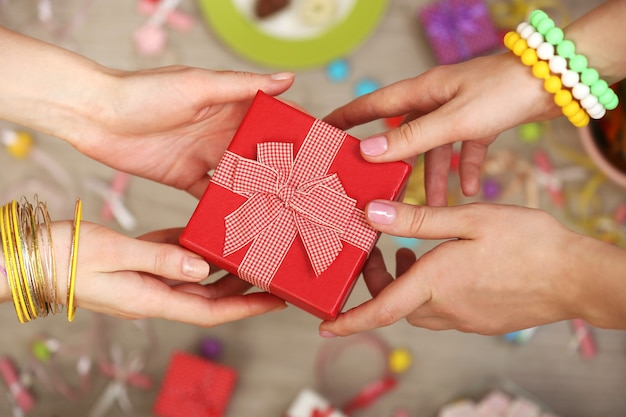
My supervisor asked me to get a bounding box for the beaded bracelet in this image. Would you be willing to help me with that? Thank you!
[527,10,618,112]
[504,9,619,128]
[516,22,607,120]
[504,31,590,127]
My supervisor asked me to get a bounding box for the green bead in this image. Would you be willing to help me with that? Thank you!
[581,68,599,86]
[556,40,575,58]
[569,54,588,73]
[529,10,549,27]
[598,89,616,105]
[590,79,609,97]
[536,17,555,35]
[605,95,619,111]
[545,27,564,45]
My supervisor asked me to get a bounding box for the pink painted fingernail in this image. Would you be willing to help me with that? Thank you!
[360,135,388,156]
[367,201,396,225]
[319,330,337,338]
[183,257,210,280]
[270,72,295,81]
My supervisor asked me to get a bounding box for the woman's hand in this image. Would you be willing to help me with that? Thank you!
[0,26,294,199]
[319,201,626,337]
[324,54,561,206]
[56,223,286,325]
[65,68,295,199]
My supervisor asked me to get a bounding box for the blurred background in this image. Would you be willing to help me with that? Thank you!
[1,0,625,416]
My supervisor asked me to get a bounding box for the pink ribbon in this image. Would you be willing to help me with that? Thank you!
[212,120,377,291]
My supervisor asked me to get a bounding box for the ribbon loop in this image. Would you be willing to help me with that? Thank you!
[212,120,376,291]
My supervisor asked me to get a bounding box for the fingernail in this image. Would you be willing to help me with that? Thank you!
[319,330,337,338]
[367,201,397,225]
[360,135,388,156]
[182,257,210,280]
[270,72,295,81]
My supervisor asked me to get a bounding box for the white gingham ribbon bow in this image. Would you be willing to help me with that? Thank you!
[212,120,377,291]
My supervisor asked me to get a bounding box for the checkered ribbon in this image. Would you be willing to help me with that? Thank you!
[211,120,377,291]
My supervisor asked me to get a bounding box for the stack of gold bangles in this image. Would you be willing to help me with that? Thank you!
[504,9,619,128]
[0,196,82,323]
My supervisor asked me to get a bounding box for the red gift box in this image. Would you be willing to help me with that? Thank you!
[180,92,411,320]
[153,351,237,417]
[418,0,501,65]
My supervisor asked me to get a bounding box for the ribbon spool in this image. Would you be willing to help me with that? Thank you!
[315,332,411,416]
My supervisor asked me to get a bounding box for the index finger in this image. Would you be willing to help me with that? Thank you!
[323,73,449,130]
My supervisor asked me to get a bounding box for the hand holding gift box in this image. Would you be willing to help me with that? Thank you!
[181,92,411,320]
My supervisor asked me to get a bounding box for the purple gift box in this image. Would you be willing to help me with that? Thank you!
[418,0,501,65]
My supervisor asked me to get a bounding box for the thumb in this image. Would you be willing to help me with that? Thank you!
[320,266,430,336]
[204,70,295,102]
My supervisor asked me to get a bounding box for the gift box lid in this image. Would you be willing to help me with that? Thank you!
[181,91,412,320]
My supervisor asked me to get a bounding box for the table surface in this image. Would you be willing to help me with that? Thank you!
[1,1,625,417]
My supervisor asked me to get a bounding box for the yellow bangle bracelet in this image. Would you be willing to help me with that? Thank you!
[0,204,26,323]
[66,199,82,322]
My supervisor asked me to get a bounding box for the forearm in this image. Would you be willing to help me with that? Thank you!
[0,26,113,143]
[567,233,626,329]
[563,0,626,85]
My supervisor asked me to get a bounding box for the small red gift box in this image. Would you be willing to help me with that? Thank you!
[153,351,237,417]
[418,0,501,65]
[180,92,411,320]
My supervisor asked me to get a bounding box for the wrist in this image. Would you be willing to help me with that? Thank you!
[499,52,562,122]
[565,233,626,329]
[0,27,114,145]
[563,1,626,85]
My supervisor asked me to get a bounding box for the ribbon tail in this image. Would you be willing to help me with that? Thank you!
[296,216,342,276]
[239,209,297,291]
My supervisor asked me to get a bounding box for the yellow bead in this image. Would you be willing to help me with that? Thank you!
[544,75,562,93]
[532,61,550,79]
[512,38,528,56]
[571,113,590,127]
[554,89,572,107]
[4,131,33,159]
[568,108,587,124]
[388,348,412,374]
[562,101,581,117]
[520,48,538,66]
[504,31,520,50]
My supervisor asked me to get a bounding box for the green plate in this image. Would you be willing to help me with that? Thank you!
[198,0,390,70]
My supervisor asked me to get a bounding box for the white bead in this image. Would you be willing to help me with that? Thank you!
[527,32,544,48]
[517,22,530,35]
[520,25,535,40]
[536,42,555,60]
[581,94,599,109]
[548,55,567,74]
[572,83,591,100]
[561,70,580,88]
[587,103,606,119]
